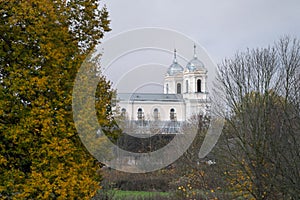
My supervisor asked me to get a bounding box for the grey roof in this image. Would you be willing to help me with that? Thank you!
[117,93,184,102]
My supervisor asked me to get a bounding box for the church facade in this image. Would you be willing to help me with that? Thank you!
[116,46,210,133]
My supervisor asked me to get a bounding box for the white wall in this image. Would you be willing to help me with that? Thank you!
[183,71,207,93]
[164,75,183,94]
[119,101,186,121]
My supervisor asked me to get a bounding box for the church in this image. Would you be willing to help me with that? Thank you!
[115,46,210,133]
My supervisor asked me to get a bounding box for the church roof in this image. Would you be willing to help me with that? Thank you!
[117,93,184,102]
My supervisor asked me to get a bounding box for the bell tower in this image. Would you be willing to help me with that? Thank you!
[164,49,184,94]
[182,45,209,118]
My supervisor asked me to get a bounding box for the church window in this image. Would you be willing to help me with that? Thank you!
[170,108,176,120]
[177,83,181,94]
[153,108,159,121]
[121,108,126,116]
[137,108,143,120]
[197,79,202,93]
[186,80,189,93]
[166,84,169,94]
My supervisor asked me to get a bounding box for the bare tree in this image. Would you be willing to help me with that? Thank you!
[215,36,300,200]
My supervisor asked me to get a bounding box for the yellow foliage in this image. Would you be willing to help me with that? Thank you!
[0,0,111,199]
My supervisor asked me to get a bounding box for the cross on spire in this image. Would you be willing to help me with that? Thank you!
[193,44,197,58]
[173,48,177,63]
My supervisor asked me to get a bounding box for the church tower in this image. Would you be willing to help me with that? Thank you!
[162,45,209,120]
[183,44,207,96]
[182,45,209,118]
[164,49,184,94]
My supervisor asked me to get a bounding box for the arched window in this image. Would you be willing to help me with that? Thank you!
[166,84,169,94]
[137,108,143,120]
[153,108,159,121]
[186,80,189,93]
[197,79,201,93]
[121,108,126,116]
[177,83,181,94]
[170,108,176,120]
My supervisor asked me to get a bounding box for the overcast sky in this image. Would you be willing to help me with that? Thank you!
[100,0,300,93]
[104,0,300,62]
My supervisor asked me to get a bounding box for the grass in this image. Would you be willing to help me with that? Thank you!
[113,190,172,200]
[93,189,173,200]
[94,189,236,200]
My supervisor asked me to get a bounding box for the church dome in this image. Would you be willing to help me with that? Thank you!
[167,61,184,76]
[186,57,206,72]
[167,49,184,76]
[186,45,207,72]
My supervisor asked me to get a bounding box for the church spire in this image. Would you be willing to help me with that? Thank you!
[173,48,177,63]
[193,44,197,58]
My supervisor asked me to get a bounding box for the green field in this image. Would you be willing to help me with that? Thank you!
[94,190,173,200]
[114,190,171,199]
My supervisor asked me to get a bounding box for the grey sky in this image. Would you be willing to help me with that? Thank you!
[104,0,300,62]
[100,0,300,93]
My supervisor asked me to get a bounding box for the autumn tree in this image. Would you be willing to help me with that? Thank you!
[215,36,300,200]
[0,0,112,199]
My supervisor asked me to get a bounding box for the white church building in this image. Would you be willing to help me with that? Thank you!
[115,46,210,133]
